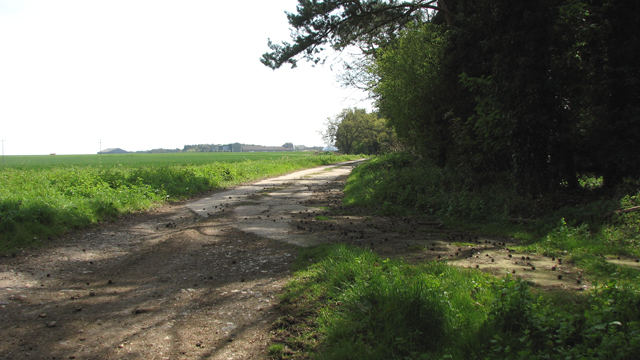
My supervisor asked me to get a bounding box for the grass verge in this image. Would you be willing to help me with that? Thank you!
[270,244,640,359]
[343,153,640,281]
[266,152,640,359]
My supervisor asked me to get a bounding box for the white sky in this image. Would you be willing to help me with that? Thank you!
[0,0,371,155]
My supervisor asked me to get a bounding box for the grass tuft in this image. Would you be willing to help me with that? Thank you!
[271,244,640,359]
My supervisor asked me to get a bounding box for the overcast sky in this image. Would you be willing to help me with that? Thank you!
[0,0,371,155]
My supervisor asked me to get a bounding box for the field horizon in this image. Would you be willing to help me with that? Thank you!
[0,151,329,169]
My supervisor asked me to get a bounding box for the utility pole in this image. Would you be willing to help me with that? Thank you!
[99,139,102,155]
[1,140,4,166]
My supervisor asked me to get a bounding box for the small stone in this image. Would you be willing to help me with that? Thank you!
[46,321,57,328]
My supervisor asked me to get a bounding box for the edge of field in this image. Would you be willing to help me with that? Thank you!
[0,152,364,255]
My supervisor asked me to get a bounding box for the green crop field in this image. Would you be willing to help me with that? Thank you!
[1,151,319,169]
[0,152,363,254]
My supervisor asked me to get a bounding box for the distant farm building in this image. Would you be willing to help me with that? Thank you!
[241,144,294,152]
[99,148,128,154]
[182,143,297,153]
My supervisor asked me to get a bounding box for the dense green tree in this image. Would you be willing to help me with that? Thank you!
[265,0,640,194]
[370,23,454,167]
[448,0,640,190]
[573,0,640,187]
[448,1,564,193]
[328,108,394,155]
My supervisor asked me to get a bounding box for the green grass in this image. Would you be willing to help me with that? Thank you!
[343,153,517,222]
[270,244,640,360]
[2,152,323,169]
[264,152,640,359]
[344,153,640,275]
[0,152,363,254]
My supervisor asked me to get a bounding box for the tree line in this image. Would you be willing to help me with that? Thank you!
[263,0,639,194]
[320,108,397,155]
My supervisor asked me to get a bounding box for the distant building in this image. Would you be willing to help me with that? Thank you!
[182,143,298,153]
[231,143,243,152]
[294,145,323,151]
[99,148,128,154]
[322,145,339,152]
[241,145,294,152]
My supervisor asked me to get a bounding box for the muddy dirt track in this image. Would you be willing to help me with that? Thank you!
[0,160,609,359]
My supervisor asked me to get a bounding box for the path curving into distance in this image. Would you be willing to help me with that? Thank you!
[188,159,366,247]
